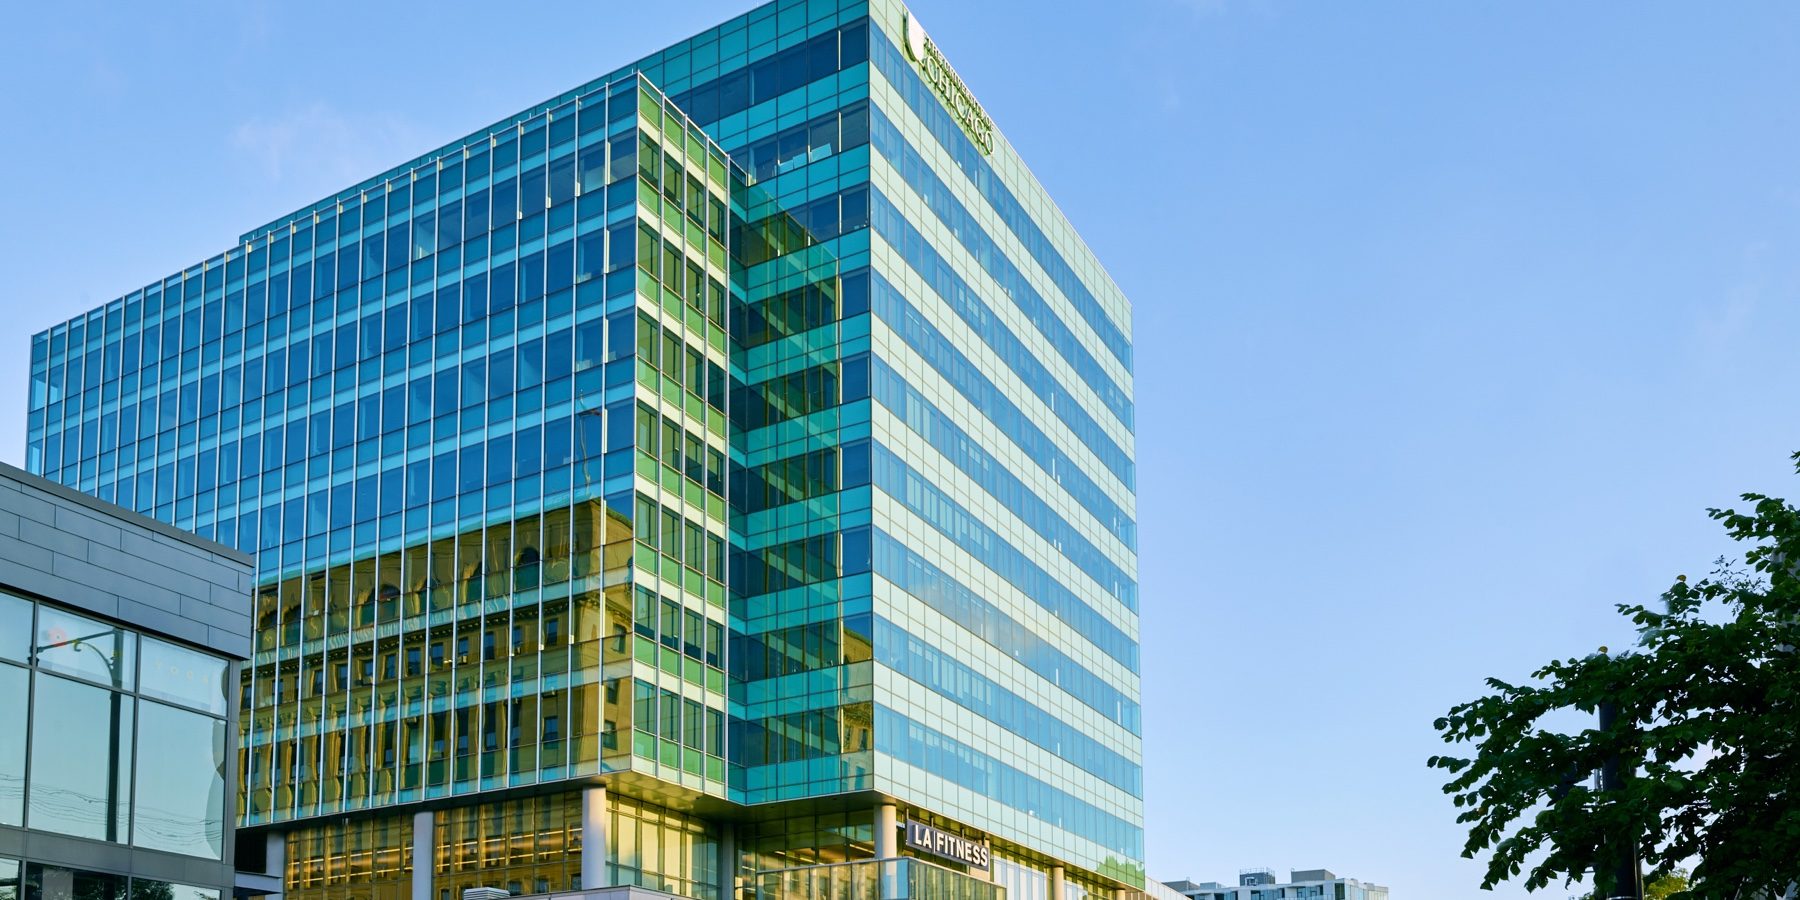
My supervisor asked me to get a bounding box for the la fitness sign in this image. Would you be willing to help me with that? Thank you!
[902,13,996,156]
[904,818,991,871]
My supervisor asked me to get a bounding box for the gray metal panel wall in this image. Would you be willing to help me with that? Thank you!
[0,461,254,659]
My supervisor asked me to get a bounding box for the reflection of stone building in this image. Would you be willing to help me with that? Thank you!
[241,492,705,900]
[246,501,638,816]
[0,463,253,900]
[28,1,1142,899]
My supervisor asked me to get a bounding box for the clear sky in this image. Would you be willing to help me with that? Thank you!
[4,2,1800,897]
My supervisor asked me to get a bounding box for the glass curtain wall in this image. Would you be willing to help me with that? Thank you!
[217,75,734,826]
[20,0,1146,893]
[719,14,877,809]
[0,592,230,862]
[433,793,583,899]
[284,817,412,900]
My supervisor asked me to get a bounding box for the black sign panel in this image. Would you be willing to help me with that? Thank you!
[904,819,990,871]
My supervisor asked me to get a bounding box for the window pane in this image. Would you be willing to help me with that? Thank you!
[130,881,219,900]
[28,673,133,842]
[0,858,17,900]
[133,700,225,860]
[34,606,135,690]
[0,662,24,826]
[139,637,227,716]
[0,593,28,661]
[23,864,124,900]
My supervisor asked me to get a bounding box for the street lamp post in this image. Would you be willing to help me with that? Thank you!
[34,627,128,843]
[1596,698,1642,900]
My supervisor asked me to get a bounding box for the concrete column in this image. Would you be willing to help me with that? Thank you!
[581,786,610,889]
[267,832,287,879]
[717,825,738,900]
[1049,866,1065,900]
[411,811,435,900]
[874,803,899,859]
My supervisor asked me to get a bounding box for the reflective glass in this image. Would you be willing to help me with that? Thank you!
[139,636,227,715]
[0,663,23,826]
[130,881,219,900]
[282,817,411,900]
[0,858,16,900]
[434,794,583,897]
[0,593,28,661]
[23,864,124,900]
[27,672,133,842]
[34,605,135,690]
[134,700,225,859]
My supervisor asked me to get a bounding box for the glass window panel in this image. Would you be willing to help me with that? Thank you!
[0,662,24,826]
[28,673,133,842]
[139,636,228,716]
[34,605,135,689]
[134,700,226,859]
[23,864,124,900]
[129,881,219,900]
[0,593,28,661]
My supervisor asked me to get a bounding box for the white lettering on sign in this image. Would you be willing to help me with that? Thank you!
[904,818,991,871]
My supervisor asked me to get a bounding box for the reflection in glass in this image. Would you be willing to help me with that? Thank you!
[134,700,225,859]
[34,606,134,690]
[22,863,124,900]
[128,880,218,900]
[0,858,17,900]
[139,637,227,715]
[0,593,28,661]
[28,673,133,842]
[0,664,24,826]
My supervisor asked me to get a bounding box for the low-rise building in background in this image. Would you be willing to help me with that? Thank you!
[1166,868,1389,900]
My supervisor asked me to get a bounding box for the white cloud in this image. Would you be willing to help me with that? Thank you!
[231,102,427,189]
[1695,240,1766,357]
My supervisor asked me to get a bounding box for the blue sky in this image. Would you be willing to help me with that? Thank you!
[5,1,1800,897]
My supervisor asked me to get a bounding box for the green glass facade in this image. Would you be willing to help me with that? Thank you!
[25,0,1139,897]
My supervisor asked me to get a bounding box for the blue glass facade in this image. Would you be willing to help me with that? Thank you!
[24,0,1139,896]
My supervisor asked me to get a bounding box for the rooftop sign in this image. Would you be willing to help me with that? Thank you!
[903,12,995,156]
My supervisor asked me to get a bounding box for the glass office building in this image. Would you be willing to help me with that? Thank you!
[23,1,1139,899]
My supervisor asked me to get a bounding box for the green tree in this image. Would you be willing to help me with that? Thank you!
[1644,870,1692,900]
[1428,454,1800,900]
[1574,870,1692,900]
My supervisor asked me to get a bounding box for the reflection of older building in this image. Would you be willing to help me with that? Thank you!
[26,2,1142,900]
[244,500,639,816]
[0,463,252,900]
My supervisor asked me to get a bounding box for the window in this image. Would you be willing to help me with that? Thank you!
[134,700,225,858]
[29,672,133,842]
[682,699,702,751]
[0,592,29,661]
[34,605,134,689]
[139,636,227,715]
[659,600,680,650]
[659,690,679,742]
[0,663,24,825]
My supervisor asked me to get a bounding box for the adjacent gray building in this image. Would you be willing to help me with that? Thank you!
[1166,869,1390,900]
[0,462,254,900]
